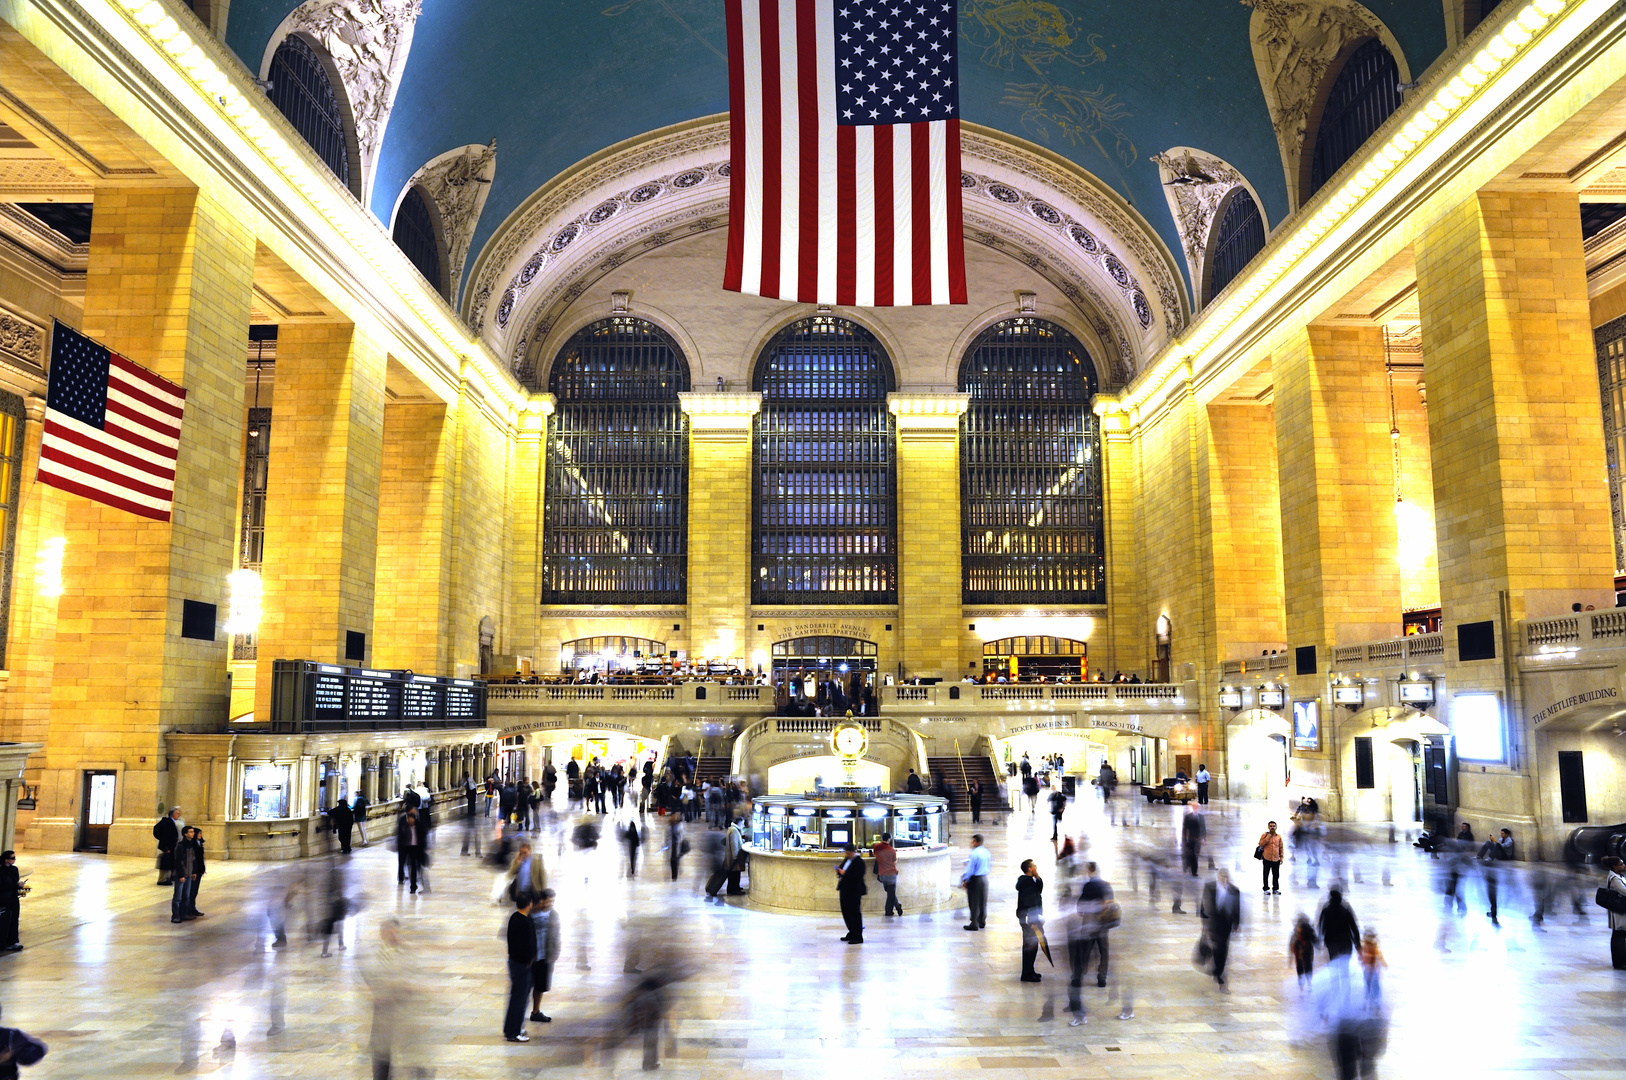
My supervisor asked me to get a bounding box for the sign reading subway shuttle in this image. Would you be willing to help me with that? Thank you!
[270,660,487,732]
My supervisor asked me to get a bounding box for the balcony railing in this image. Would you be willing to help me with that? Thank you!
[1327,632,1443,668]
[880,683,1190,710]
[1525,609,1626,649]
[1219,654,1290,677]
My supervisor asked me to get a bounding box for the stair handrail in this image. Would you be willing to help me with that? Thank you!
[951,737,971,795]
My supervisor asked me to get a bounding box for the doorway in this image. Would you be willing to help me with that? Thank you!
[79,771,116,852]
[1559,750,1588,823]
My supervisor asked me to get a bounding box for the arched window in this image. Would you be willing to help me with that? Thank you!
[959,318,1104,604]
[1205,189,1266,305]
[542,318,689,604]
[753,317,897,605]
[1307,39,1401,199]
[392,186,445,296]
[266,35,356,194]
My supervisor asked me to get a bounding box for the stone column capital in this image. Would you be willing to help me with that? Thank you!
[679,391,763,435]
[887,392,968,434]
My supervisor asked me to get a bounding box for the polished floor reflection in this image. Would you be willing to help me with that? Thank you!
[1,792,1621,1078]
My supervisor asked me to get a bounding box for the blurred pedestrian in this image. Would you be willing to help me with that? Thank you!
[1358,929,1385,1002]
[1290,913,1317,990]
[725,816,747,896]
[970,779,984,823]
[0,851,26,952]
[666,818,687,881]
[153,807,181,886]
[328,796,354,855]
[463,778,482,856]
[835,843,867,943]
[1048,788,1067,842]
[873,832,901,916]
[1197,868,1240,986]
[396,809,427,894]
[529,888,561,1023]
[961,833,990,931]
[316,859,349,958]
[1182,806,1206,878]
[1257,820,1284,894]
[1601,856,1626,968]
[0,1006,48,1075]
[1016,859,1045,982]
[623,819,642,878]
[1075,862,1114,989]
[1318,887,1360,959]
[352,791,369,847]
[1313,954,1388,1080]
[503,894,536,1042]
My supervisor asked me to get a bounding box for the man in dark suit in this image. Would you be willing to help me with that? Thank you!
[835,843,867,944]
[328,797,354,854]
[1198,868,1241,985]
[152,807,181,886]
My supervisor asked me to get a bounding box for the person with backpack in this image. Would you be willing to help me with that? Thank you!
[1600,856,1626,968]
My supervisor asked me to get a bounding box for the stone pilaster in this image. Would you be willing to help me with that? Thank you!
[1203,402,1285,658]
[679,393,761,660]
[32,186,255,855]
[506,397,551,670]
[254,322,387,719]
[889,393,968,681]
[372,400,454,673]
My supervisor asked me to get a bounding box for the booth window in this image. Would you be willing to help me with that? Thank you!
[1307,39,1401,199]
[266,34,357,195]
[392,185,445,296]
[543,318,689,604]
[959,318,1104,604]
[0,392,23,667]
[753,317,897,605]
[1205,189,1266,304]
[242,763,291,820]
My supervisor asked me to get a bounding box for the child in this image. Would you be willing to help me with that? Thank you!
[1358,929,1386,1001]
[1289,914,1316,991]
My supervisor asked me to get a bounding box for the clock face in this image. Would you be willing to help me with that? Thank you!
[834,726,865,756]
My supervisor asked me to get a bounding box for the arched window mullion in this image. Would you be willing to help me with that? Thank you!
[959,318,1104,605]
[542,318,689,605]
[1308,38,1401,199]
[266,35,353,193]
[1206,189,1267,305]
[392,186,445,296]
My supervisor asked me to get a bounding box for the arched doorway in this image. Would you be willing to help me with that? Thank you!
[772,636,878,715]
[981,636,1088,681]
[1342,707,1448,824]
[559,636,668,675]
[1226,708,1289,807]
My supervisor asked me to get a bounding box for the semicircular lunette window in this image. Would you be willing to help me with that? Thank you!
[1308,38,1401,199]
[392,186,444,295]
[266,35,353,193]
[543,318,690,605]
[753,317,897,605]
[1206,189,1266,305]
[959,318,1104,605]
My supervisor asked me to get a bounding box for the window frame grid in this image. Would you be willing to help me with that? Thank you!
[392,186,443,295]
[266,35,352,192]
[1308,38,1402,198]
[542,319,690,605]
[1207,189,1267,304]
[752,317,898,605]
[959,318,1106,605]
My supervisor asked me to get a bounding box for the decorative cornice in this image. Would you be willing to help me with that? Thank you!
[0,307,45,371]
[888,392,969,432]
[679,391,762,432]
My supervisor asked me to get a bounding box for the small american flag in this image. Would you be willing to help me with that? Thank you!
[724,0,967,306]
[39,321,186,523]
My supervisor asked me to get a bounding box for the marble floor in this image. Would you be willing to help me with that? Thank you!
[0,792,1621,1078]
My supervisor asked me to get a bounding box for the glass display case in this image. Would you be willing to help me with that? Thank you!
[748,794,947,854]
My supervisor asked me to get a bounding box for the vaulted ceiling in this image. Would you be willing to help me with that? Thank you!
[223,0,1449,308]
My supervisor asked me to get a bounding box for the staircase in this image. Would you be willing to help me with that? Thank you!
[926,755,1009,815]
[693,756,732,786]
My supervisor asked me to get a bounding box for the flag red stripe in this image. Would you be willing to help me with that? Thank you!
[873,125,893,307]
[43,419,176,482]
[109,371,184,421]
[796,0,819,303]
[911,122,932,306]
[946,118,967,304]
[36,470,170,522]
[836,124,856,307]
[105,397,181,442]
[110,354,185,406]
[723,0,747,294]
[97,415,179,461]
[758,0,782,300]
[39,443,174,501]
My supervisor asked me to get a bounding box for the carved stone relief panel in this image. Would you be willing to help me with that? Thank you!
[263,0,423,205]
[401,141,497,303]
[1242,0,1409,210]
[1152,147,1264,307]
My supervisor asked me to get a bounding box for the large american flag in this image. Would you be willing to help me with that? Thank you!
[724,0,967,306]
[39,321,186,523]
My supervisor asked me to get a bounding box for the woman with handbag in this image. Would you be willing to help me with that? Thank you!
[1601,856,1626,968]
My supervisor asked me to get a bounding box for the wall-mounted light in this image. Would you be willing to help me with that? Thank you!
[223,569,263,635]
[36,537,65,598]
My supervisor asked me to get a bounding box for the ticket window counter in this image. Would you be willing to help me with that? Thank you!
[241,763,292,820]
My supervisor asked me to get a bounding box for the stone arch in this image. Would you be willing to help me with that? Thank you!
[393,142,498,305]
[1244,0,1411,214]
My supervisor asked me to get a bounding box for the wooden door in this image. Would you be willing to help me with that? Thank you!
[79,771,116,852]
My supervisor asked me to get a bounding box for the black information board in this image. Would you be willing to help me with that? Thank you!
[270,660,487,732]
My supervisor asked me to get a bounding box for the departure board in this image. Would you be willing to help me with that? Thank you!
[445,681,480,718]
[270,660,486,732]
[402,680,442,719]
